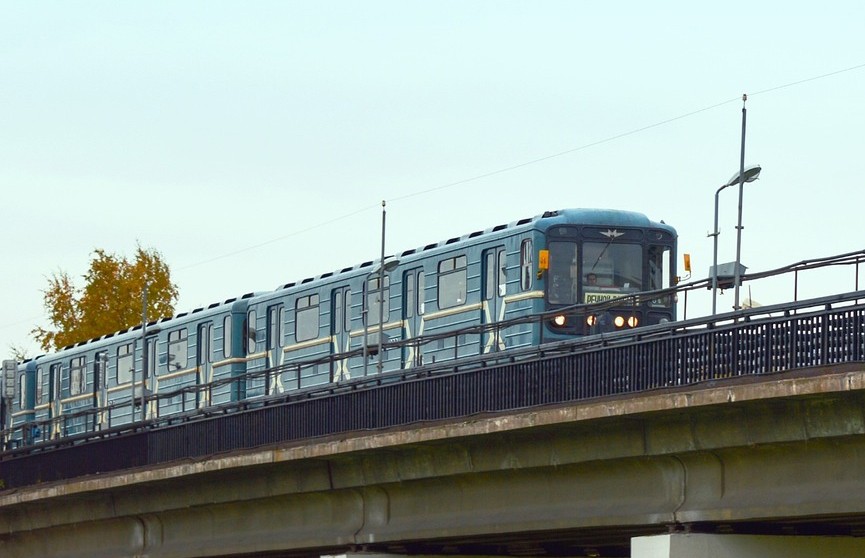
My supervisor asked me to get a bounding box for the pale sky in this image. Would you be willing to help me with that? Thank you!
[3,2,864,357]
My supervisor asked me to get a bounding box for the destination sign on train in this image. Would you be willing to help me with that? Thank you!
[584,292,625,304]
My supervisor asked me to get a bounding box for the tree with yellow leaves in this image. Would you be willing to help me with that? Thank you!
[33,245,179,352]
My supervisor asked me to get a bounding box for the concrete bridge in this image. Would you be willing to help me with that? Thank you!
[3,361,865,557]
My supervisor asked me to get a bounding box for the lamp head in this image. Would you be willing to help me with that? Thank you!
[723,164,762,188]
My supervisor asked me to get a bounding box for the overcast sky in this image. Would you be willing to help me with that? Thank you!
[3,2,864,357]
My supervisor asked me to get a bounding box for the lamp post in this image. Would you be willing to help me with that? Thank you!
[711,163,761,314]
[733,94,749,312]
[361,201,399,377]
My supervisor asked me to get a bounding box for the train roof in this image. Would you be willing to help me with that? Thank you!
[55,292,258,354]
[274,207,674,291]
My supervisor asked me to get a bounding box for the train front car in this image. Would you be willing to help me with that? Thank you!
[539,209,677,338]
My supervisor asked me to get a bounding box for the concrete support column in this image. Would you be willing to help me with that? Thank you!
[632,533,865,558]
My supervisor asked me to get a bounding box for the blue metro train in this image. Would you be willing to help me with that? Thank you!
[4,208,677,447]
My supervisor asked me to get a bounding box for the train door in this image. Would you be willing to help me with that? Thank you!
[402,268,424,367]
[141,334,157,420]
[94,351,108,430]
[266,304,284,393]
[330,288,351,381]
[481,247,507,353]
[48,362,61,438]
[197,322,212,408]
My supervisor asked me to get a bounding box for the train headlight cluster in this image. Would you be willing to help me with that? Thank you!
[585,314,639,329]
[554,313,639,330]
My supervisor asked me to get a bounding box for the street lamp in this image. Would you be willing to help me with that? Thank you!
[733,94,752,312]
[710,163,761,314]
[361,200,400,376]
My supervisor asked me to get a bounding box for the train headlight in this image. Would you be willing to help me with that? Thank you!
[586,315,597,327]
[627,316,639,328]
[614,315,625,328]
[552,314,567,327]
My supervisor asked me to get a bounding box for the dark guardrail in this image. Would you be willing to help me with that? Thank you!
[1,283,864,490]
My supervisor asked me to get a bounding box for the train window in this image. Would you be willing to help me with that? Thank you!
[167,329,188,371]
[365,276,390,325]
[117,343,134,384]
[245,311,257,355]
[344,290,351,331]
[146,338,157,379]
[267,306,283,350]
[50,363,61,401]
[520,239,533,291]
[18,373,26,408]
[548,241,579,305]
[36,366,43,404]
[484,251,494,301]
[498,249,506,297]
[333,291,343,334]
[69,356,86,396]
[484,248,506,299]
[582,242,643,290]
[296,294,320,342]
[417,272,425,314]
[223,316,232,358]
[94,352,108,391]
[648,245,673,307]
[404,273,415,318]
[198,323,212,365]
[438,255,467,309]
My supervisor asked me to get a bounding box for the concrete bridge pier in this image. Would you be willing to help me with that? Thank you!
[632,534,865,557]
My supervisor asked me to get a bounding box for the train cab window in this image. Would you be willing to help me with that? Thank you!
[582,242,643,291]
[648,245,673,307]
[117,343,134,384]
[296,294,320,342]
[520,240,533,291]
[167,329,188,371]
[223,316,232,358]
[245,311,257,355]
[69,356,86,396]
[438,255,467,309]
[365,277,390,325]
[548,241,579,305]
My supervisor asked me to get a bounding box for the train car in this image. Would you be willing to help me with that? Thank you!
[147,295,253,417]
[240,208,677,399]
[3,359,38,448]
[540,208,677,334]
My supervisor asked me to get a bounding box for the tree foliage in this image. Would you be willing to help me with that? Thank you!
[33,245,179,352]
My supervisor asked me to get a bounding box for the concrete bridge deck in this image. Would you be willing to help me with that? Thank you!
[3,362,865,557]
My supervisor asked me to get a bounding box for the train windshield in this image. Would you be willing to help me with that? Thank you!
[547,240,646,306]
